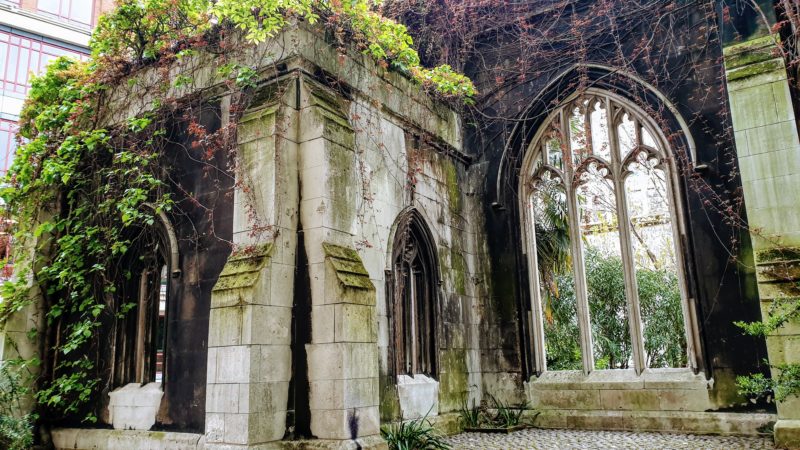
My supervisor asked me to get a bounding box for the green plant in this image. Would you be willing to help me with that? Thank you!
[487,394,525,428]
[380,413,451,450]
[457,397,481,429]
[0,361,35,450]
[736,296,800,403]
[541,248,687,370]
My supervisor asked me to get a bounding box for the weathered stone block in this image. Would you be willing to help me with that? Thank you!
[335,303,378,343]
[244,305,292,345]
[251,345,292,383]
[206,383,239,414]
[641,368,711,390]
[207,347,218,384]
[309,378,379,410]
[244,381,290,417]
[529,388,601,410]
[599,389,660,411]
[208,307,244,347]
[310,406,380,440]
[222,412,249,445]
[775,419,800,449]
[396,374,439,420]
[205,412,225,443]
[656,389,712,411]
[269,262,297,308]
[312,304,336,343]
[307,343,379,381]
[215,346,252,384]
[107,383,163,431]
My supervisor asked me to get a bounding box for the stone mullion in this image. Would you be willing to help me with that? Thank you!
[608,98,646,374]
[661,157,701,371]
[523,168,548,374]
[563,108,595,374]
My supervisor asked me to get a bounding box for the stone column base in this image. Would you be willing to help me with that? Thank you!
[775,420,800,449]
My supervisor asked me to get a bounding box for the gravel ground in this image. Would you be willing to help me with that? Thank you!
[445,428,775,449]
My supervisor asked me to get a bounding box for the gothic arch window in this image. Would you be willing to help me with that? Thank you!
[389,210,439,377]
[113,211,179,386]
[520,89,700,375]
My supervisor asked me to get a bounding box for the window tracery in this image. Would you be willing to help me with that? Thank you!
[390,211,439,378]
[522,90,698,374]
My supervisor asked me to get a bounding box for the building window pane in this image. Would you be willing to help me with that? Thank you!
[0,120,18,175]
[38,0,93,25]
[0,31,86,97]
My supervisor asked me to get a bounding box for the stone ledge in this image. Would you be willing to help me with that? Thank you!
[52,428,204,450]
[528,410,776,436]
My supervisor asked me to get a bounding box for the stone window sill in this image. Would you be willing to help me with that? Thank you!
[525,369,715,412]
[530,368,712,391]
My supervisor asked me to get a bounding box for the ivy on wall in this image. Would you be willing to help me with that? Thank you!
[0,0,474,423]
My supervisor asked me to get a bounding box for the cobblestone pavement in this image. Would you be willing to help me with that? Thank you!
[445,429,775,449]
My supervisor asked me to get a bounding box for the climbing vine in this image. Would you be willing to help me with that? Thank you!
[0,0,474,423]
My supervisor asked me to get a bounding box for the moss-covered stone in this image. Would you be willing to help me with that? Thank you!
[727,58,785,81]
[449,247,467,296]
[756,247,800,264]
[378,375,402,422]
[213,243,274,292]
[323,242,375,291]
[438,349,469,412]
[723,35,781,70]
[443,159,462,214]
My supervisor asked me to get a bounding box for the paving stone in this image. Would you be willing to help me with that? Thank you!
[445,428,775,449]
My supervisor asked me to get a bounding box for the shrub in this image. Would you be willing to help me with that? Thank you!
[380,414,450,450]
[736,295,800,403]
[0,362,35,450]
[487,395,525,428]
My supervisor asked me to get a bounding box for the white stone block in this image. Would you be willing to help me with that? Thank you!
[396,374,439,420]
[244,305,291,345]
[205,412,225,443]
[310,406,380,440]
[222,412,249,445]
[252,345,292,383]
[306,343,378,381]
[206,383,239,414]
[215,346,251,384]
[309,378,378,410]
[269,263,296,308]
[107,382,163,430]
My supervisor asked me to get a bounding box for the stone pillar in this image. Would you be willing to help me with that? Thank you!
[204,90,299,448]
[725,35,800,448]
[298,80,384,447]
